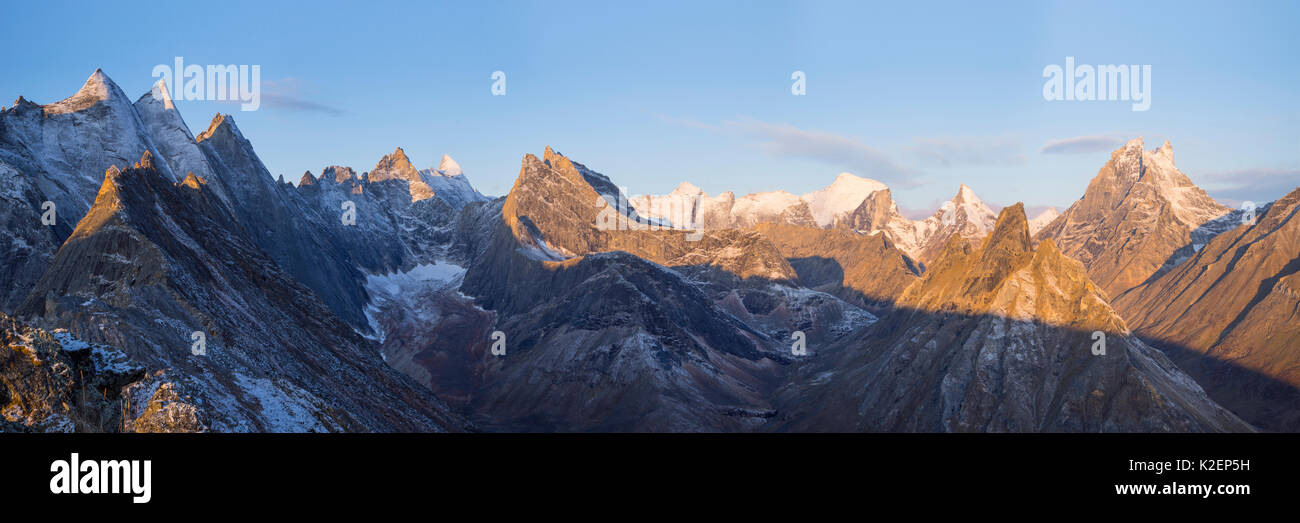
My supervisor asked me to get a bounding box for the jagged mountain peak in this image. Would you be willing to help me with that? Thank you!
[1028,206,1059,235]
[438,154,462,176]
[1156,139,1174,161]
[369,148,438,202]
[370,147,421,182]
[1037,137,1231,297]
[138,78,177,111]
[389,146,412,164]
[42,68,130,116]
[134,150,156,170]
[899,199,1126,332]
[980,202,1031,254]
[321,165,357,184]
[954,183,982,204]
[672,181,704,195]
[196,113,243,143]
[75,152,175,241]
[539,146,573,177]
[299,170,316,186]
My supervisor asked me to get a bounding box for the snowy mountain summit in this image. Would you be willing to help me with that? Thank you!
[633,173,999,264]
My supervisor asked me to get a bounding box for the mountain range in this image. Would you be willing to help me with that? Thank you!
[1,69,1294,432]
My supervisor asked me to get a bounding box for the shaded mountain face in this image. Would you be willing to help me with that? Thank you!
[408,148,883,430]
[194,114,372,330]
[770,204,1252,432]
[1036,137,1231,298]
[14,153,465,432]
[1114,186,1300,431]
[461,237,791,431]
[0,161,62,310]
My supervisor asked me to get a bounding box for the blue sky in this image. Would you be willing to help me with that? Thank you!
[2,0,1296,215]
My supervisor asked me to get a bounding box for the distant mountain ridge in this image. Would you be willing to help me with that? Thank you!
[632,175,1001,266]
[1,68,1293,433]
[0,69,474,432]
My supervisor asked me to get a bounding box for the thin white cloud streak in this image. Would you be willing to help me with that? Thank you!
[1040,135,1126,154]
[906,136,1025,167]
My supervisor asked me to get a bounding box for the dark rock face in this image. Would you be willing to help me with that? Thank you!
[14,153,466,432]
[438,151,808,431]
[770,205,1252,432]
[356,147,897,431]
[461,236,789,431]
[194,114,371,330]
[1114,186,1300,431]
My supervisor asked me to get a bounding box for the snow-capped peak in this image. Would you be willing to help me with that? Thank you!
[933,184,997,232]
[196,114,245,143]
[800,172,889,226]
[79,69,112,98]
[44,68,123,115]
[146,78,177,110]
[438,154,462,176]
[955,184,983,205]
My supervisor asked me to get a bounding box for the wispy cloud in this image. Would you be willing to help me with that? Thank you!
[727,118,920,187]
[261,93,345,115]
[906,136,1025,167]
[1040,135,1126,154]
[264,78,344,115]
[219,77,344,116]
[658,115,920,187]
[1195,167,1300,207]
[660,116,1036,188]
